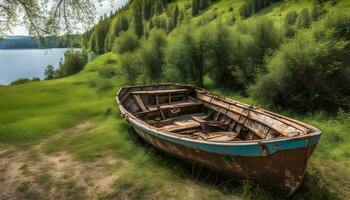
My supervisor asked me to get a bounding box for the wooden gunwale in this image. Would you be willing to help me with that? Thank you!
[200,90,311,132]
[197,90,310,133]
[119,105,320,145]
[117,84,320,144]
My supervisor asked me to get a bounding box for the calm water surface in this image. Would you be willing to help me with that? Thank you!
[0,48,68,85]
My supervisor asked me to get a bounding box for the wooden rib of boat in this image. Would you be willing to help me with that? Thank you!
[116,84,321,196]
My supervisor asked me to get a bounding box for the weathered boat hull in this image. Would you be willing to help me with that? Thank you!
[117,84,321,196]
[121,107,320,195]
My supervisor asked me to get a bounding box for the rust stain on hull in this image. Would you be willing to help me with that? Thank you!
[116,84,321,196]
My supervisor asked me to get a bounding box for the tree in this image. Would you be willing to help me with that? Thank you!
[285,10,298,25]
[0,0,99,37]
[119,52,142,84]
[44,64,55,80]
[133,1,144,38]
[200,0,209,10]
[296,8,311,29]
[113,32,140,54]
[239,3,252,18]
[92,19,110,54]
[165,25,214,87]
[172,5,180,28]
[104,15,129,52]
[311,4,320,21]
[140,29,167,83]
[156,0,165,15]
[249,18,280,69]
[59,49,88,76]
[143,0,153,20]
[192,0,200,16]
[253,12,350,112]
[149,15,168,30]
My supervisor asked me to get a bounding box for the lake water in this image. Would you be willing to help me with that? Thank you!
[0,48,68,85]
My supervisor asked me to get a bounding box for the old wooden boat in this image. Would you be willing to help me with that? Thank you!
[116,84,321,196]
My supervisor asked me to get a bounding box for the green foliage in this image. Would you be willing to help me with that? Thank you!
[239,3,252,18]
[209,23,256,90]
[192,0,209,16]
[311,4,320,21]
[254,12,350,112]
[296,8,311,29]
[239,0,282,18]
[116,16,130,35]
[59,49,88,77]
[10,78,40,85]
[104,15,129,52]
[155,0,165,15]
[140,29,167,83]
[283,25,295,38]
[165,25,214,87]
[283,10,298,38]
[170,5,180,30]
[96,19,110,53]
[285,10,298,25]
[192,0,200,16]
[248,17,281,69]
[44,64,55,80]
[149,15,168,31]
[143,0,153,20]
[133,2,144,38]
[119,52,142,84]
[113,31,140,54]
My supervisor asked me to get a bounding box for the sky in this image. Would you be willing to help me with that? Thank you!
[11,0,129,35]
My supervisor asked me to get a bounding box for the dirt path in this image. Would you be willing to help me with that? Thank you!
[0,120,122,200]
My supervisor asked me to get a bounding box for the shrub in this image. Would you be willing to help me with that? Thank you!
[44,64,56,80]
[98,67,119,78]
[59,49,88,77]
[149,15,168,31]
[239,3,252,18]
[140,29,167,83]
[112,32,140,54]
[284,10,298,25]
[119,52,142,84]
[253,17,350,112]
[296,8,311,29]
[104,15,129,52]
[283,25,295,38]
[10,78,31,85]
[248,17,281,69]
[165,25,215,87]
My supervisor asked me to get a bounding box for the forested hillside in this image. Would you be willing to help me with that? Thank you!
[85,0,350,113]
[1,0,350,199]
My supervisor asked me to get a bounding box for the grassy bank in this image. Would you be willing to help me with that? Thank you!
[0,53,349,200]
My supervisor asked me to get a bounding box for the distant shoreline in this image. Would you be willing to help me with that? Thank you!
[0,47,70,50]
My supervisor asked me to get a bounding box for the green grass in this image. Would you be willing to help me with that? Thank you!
[1,51,349,199]
[1,1,350,199]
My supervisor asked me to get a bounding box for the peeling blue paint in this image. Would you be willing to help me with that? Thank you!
[129,119,321,157]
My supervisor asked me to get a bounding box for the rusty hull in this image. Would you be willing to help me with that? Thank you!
[127,116,317,196]
[116,84,321,196]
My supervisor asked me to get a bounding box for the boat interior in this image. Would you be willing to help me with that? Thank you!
[118,85,315,142]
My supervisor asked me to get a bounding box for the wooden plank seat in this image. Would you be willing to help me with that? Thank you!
[181,131,239,142]
[131,89,190,95]
[160,113,206,132]
[206,131,240,142]
[148,100,202,111]
[134,100,203,116]
[162,120,201,132]
[191,116,231,132]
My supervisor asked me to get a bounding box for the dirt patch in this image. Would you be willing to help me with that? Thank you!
[0,120,123,200]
